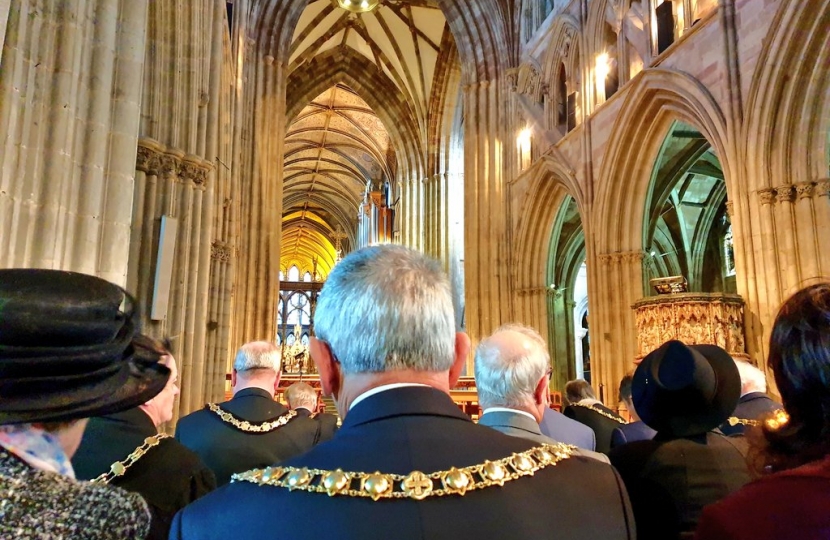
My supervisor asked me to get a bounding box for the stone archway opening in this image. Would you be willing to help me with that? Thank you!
[643,120,733,296]
[546,194,588,391]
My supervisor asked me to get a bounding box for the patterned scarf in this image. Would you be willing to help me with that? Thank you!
[0,424,75,477]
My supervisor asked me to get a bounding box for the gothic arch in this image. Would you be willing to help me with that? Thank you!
[594,68,729,254]
[744,0,830,189]
[438,0,512,83]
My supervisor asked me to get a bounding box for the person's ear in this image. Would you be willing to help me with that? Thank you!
[310,337,341,398]
[534,375,548,406]
[231,369,238,388]
[449,332,471,387]
[274,370,281,394]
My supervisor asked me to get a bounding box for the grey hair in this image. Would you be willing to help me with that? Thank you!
[313,245,456,374]
[233,341,281,372]
[474,323,549,409]
[286,382,317,410]
[565,379,596,403]
[735,359,767,394]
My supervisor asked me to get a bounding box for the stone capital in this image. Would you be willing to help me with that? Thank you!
[758,188,777,206]
[159,154,181,178]
[796,182,814,200]
[815,179,830,197]
[776,185,796,204]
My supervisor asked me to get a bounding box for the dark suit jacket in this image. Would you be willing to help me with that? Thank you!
[72,408,215,540]
[695,455,830,540]
[175,388,333,485]
[171,386,636,540]
[294,407,339,443]
[564,402,627,454]
[611,421,657,449]
[539,407,597,450]
[610,432,752,540]
[718,392,781,436]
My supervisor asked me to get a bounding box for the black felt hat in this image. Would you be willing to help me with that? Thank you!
[632,340,740,437]
[0,269,170,425]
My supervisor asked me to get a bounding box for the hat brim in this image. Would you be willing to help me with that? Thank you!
[0,351,170,425]
[633,342,741,437]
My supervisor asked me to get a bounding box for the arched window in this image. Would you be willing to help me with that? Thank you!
[286,333,296,346]
[279,270,285,281]
[288,265,300,282]
[276,334,282,346]
[723,224,735,277]
[277,298,284,325]
[303,271,312,283]
[557,63,569,131]
[301,333,310,346]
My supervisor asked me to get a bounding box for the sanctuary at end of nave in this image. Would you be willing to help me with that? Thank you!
[0,0,827,421]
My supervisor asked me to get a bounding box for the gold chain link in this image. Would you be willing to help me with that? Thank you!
[571,403,627,424]
[232,442,575,501]
[92,433,170,484]
[208,403,298,433]
[726,416,759,427]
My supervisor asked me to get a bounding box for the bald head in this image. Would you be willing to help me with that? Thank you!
[474,324,550,412]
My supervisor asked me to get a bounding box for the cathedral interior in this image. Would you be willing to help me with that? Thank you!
[1,0,828,424]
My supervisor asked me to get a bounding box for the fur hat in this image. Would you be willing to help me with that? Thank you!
[0,269,170,425]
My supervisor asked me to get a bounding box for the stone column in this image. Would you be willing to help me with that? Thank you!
[463,79,512,352]
[815,180,830,276]
[0,0,148,284]
[775,185,799,289]
[794,182,819,280]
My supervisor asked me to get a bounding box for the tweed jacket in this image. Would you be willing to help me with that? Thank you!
[171,386,635,540]
[175,388,334,485]
[478,410,610,463]
[72,408,216,540]
[0,447,150,539]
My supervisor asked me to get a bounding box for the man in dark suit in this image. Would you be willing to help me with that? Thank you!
[563,379,627,453]
[73,338,216,539]
[475,323,608,463]
[540,408,597,450]
[285,381,338,442]
[609,340,752,540]
[175,341,327,485]
[610,373,656,449]
[170,245,635,540]
[719,359,781,436]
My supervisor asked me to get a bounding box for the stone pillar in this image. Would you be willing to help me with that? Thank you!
[0,0,148,284]
[815,180,830,276]
[463,79,512,354]
[794,182,819,280]
[774,185,799,288]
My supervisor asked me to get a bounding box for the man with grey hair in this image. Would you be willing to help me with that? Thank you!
[564,378,627,454]
[719,359,781,436]
[175,341,326,485]
[285,382,338,442]
[476,324,608,461]
[171,245,635,540]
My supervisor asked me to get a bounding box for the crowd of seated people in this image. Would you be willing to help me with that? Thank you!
[2,249,829,539]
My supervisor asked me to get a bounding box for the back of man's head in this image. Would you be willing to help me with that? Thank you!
[565,379,595,404]
[734,359,767,395]
[313,245,456,374]
[475,324,549,410]
[618,373,637,420]
[286,382,317,411]
[234,341,281,373]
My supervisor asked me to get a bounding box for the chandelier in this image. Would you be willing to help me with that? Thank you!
[336,0,382,13]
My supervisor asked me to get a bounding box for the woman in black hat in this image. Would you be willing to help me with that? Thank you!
[608,339,752,540]
[0,269,171,539]
[696,283,830,539]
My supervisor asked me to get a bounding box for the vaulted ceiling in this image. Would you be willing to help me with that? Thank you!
[281,0,448,274]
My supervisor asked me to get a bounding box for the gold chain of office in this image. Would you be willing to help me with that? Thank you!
[208,403,298,432]
[572,403,627,424]
[231,442,575,501]
[92,433,170,484]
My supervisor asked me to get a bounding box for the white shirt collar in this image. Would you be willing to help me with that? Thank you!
[349,383,431,411]
[578,398,603,407]
[480,407,537,422]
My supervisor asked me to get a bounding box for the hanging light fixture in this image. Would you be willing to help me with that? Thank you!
[337,0,382,13]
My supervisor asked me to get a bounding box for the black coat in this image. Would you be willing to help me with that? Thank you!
[294,407,339,443]
[719,392,781,436]
[174,388,334,485]
[609,432,751,540]
[72,408,216,540]
[170,386,636,540]
[564,402,627,454]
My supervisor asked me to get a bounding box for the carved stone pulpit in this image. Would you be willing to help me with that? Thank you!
[632,293,748,362]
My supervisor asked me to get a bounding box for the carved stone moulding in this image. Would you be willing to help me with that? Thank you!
[136,137,214,186]
[631,293,748,363]
[211,241,233,263]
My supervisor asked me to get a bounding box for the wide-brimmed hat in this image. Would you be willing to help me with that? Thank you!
[632,340,740,437]
[0,269,170,425]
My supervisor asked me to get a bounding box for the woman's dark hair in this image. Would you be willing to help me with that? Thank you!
[751,283,830,473]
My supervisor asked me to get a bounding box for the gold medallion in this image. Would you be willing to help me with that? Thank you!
[402,471,433,500]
